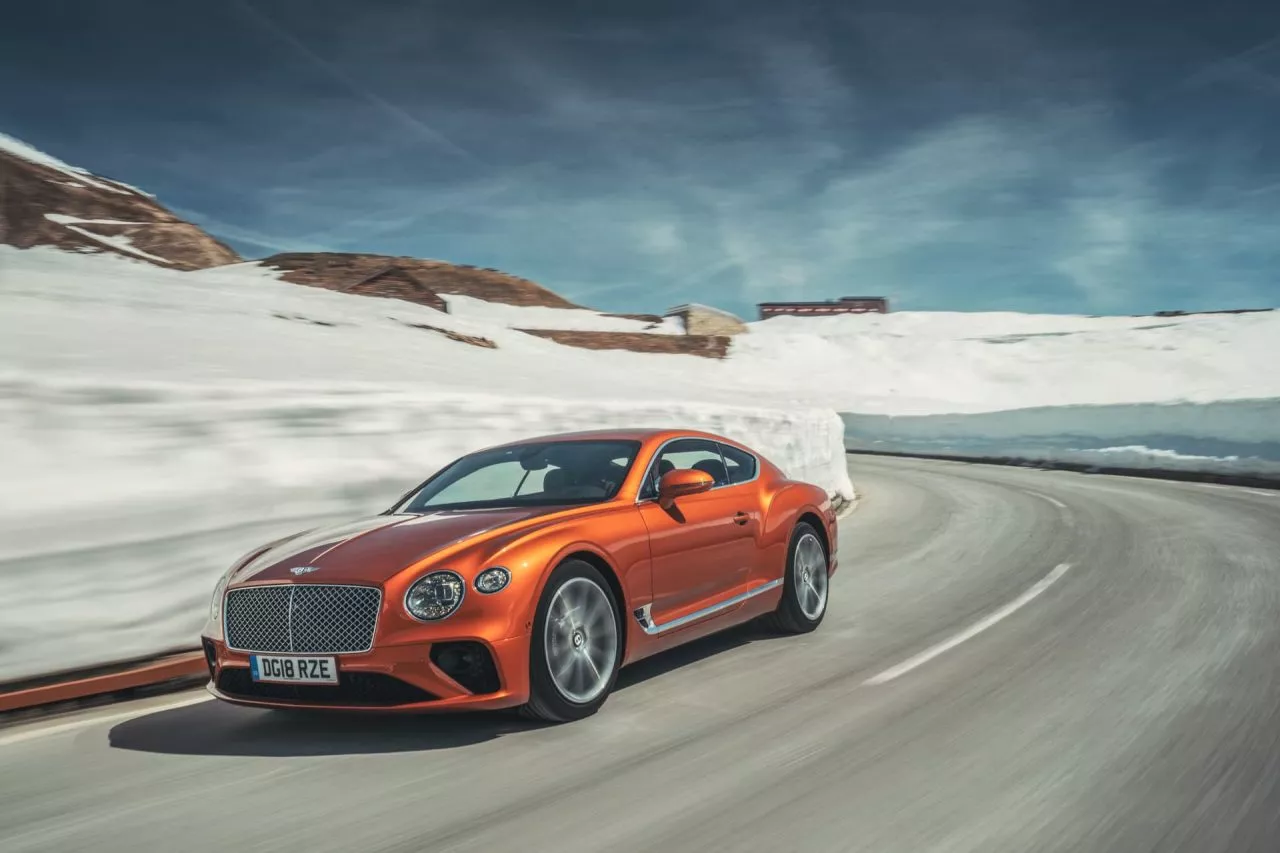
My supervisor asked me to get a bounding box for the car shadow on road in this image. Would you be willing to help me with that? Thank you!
[107,698,539,757]
[614,620,788,692]
[109,621,788,758]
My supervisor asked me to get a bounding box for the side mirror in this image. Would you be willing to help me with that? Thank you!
[657,469,714,507]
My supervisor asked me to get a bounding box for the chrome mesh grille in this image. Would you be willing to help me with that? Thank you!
[224,585,382,654]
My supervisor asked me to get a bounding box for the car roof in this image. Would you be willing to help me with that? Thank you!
[495,427,732,446]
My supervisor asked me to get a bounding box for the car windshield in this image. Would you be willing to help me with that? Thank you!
[394,439,642,512]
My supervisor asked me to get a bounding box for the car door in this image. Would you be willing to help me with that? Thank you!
[636,438,763,630]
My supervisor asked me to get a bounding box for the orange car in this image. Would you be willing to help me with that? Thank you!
[200,428,838,721]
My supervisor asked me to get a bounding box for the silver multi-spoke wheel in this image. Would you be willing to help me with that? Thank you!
[544,576,619,704]
[793,532,829,620]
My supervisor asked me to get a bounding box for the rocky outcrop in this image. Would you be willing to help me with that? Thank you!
[397,320,497,349]
[518,329,731,359]
[0,140,240,270]
[259,252,582,310]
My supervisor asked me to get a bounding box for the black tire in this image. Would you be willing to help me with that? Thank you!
[761,521,829,634]
[519,559,623,723]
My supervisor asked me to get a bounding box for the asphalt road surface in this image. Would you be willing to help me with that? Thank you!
[3,455,1280,853]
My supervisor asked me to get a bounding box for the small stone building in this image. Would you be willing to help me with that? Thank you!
[663,303,748,337]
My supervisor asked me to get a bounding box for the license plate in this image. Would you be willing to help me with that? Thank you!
[249,654,338,684]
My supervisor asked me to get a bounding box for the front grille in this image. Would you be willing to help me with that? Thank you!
[224,584,381,654]
[216,668,438,706]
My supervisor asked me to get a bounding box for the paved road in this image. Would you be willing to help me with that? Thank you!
[3,456,1280,852]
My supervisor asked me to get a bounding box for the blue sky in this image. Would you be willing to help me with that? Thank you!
[2,0,1278,318]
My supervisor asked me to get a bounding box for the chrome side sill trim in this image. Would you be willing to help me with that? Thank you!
[633,578,783,636]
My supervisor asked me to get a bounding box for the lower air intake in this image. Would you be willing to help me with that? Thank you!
[430,641,501,694]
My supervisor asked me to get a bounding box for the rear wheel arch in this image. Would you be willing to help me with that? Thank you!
[761,482,823,540]
[796,510,830,558]
[761,519,829,634]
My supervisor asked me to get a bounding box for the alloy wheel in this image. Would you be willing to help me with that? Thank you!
[793,532,828,620]
[544,576,619,703]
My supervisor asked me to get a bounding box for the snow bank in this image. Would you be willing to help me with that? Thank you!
[842,398,1280,477]
[0,381,846,683]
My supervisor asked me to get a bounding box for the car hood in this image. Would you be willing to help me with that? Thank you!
[228,506,569,585]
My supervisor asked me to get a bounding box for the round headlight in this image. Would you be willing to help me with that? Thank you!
[475,567,511,594]
[210,573,231,620]
[405,571,465,621]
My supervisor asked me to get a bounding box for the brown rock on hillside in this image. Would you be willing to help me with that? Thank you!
[519,329,731,359]
[0,141,240,270]
[259,252,583,310]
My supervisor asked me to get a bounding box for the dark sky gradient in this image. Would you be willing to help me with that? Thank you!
[3,0,1278,317]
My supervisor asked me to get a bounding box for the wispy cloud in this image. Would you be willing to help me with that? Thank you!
[18,0,1276,315]
[170,207,333,255]
[231,0,482,165]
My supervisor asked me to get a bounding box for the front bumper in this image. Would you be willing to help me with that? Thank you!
[200,633,532,712]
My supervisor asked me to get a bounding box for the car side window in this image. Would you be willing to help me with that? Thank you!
[717,443,758,485]
[640,438,728,500]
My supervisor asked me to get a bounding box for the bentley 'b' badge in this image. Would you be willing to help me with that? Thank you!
[290,566,320,575]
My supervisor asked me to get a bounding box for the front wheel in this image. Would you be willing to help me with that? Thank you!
[520,559,622,722]
[761,521,829,634]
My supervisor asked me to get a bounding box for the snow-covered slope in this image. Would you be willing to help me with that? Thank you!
[736,310,1279,414]
[441,293,683,334]
[8,244,1272,412]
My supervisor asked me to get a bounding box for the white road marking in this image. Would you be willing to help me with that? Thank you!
[1024,490,1067,510]
[864,562,1073,686]
[1243,489,1276,498]
[0,692,212,748]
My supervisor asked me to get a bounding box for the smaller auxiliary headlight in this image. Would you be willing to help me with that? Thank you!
[474,567,511,594]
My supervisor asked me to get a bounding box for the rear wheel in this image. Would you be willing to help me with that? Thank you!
[762,521,829,634]
[520,559,622,722]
